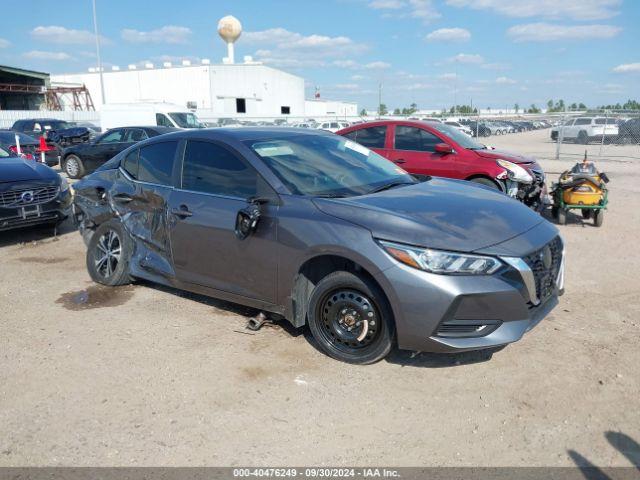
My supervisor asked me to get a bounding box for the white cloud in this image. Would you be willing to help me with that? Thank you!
[367,0,441,23]
[121,25,192,44]
[242,28,367,67]
[445,0,621,21]
[481,62,510,71]
[425,28,471,42]
[364,61,391,69]
[507,23,622,42]
[438,73,459,80]
[612,63,640,73]
[600,83,624,93]
[448,53,484,64]
[403,83,435,91]
[0,38,10,48]
[30,25,109,45]
[351,74,365,80]
[23,50,72,61]
[496,76,516,84]
[332,83,361,91]
[368,0,404,9]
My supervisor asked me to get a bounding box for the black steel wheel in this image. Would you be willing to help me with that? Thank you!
[307,271,394,364]
[86,220,133,286]
[594,209,604,227]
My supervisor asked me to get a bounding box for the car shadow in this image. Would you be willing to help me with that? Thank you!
[139,280,305,338]
[568,431,640,480]
[0,218,77,248]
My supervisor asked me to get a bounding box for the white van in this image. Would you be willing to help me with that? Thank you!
[100,102,204,130]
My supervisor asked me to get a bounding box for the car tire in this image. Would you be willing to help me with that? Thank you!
[64,154,85,179]
[470,177,500,190]
[86,220,133,286]
[578,131,589,145]
[557,208,567,225]
[594,210,604,227]
[307,271,395,365]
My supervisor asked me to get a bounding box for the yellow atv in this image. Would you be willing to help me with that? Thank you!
[551,159,609,227]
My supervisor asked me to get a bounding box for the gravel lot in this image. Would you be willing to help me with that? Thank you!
[1,129,639,467]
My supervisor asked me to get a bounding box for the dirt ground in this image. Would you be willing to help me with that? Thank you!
[1,129,639,467]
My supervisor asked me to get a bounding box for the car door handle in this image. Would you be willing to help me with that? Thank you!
[394,158,406,164]
[112,193,133,203]
[171,206,193,218]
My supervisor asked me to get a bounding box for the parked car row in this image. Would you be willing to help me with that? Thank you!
[459,119,552,138]
[550,116,640,144]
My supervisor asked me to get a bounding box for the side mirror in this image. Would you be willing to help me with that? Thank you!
[434,143,454,154]
[234,197,268,240]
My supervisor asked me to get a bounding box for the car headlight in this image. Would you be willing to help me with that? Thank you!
[59,176,70,192]
[496,159,533,184]
[379,240,502,275]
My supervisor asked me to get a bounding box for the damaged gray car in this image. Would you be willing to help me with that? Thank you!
[72,128,564,364]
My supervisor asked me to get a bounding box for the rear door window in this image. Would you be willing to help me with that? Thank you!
[575,118,592,126]
[156,113,174,127]
[124,129,148,142]
[138,141,178,185]
[181,140,258,198]
[122,149,139,179]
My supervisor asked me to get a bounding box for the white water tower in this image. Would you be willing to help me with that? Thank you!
[217,15,242,64]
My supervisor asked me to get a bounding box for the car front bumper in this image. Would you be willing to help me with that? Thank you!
[0,188,72,232]
[374,234,564,353]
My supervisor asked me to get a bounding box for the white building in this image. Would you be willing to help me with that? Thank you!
[52,60,305,118]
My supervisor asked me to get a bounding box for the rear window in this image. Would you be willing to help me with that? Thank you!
[346,126,387,149]
[594,118,614,125]
[138,141,178,185]
[575,118,592,126]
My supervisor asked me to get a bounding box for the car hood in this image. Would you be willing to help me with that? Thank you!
[474,148,537,164]
[0,157,59,183]
[313,178,546,253]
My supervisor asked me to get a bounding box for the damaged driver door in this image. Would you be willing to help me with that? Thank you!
[168,140,278,304]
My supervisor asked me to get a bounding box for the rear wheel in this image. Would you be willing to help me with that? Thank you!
[578,131,589,144]
[307,271,394,364]
[64,154,85,179]
[86,220,132,286]
[594,209,604,227]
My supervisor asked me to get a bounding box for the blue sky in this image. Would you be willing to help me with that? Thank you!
[1,0,638,110]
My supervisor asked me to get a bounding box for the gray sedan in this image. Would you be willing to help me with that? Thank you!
[72,128,564,364]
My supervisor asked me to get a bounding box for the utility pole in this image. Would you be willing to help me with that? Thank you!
[378,82,382,118]
[92,0,106,105]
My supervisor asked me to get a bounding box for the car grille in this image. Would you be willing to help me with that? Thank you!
[0,185,59,208]
[523,236,563,303]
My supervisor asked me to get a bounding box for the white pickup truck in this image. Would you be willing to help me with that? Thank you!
[550,117,618,144]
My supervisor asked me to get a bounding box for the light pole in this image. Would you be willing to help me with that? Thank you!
[92,0,106,105]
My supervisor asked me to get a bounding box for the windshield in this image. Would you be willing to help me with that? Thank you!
[168,112,204,128]
[429,122,485,149]
[245,134,414,197]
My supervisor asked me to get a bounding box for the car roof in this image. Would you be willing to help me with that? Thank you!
[0,131,38,143]
[170,127,336,142]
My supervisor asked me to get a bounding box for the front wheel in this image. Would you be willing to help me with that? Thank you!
[594,209,604,227]
[307,271,395,364]
[64,154,85,179]
[469,177,500,190]
[86,220,133,286]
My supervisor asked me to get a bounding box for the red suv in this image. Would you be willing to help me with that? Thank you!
[337,120,547,210]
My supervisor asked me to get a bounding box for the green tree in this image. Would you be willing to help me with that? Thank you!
[378,103,388,115]
[547,99,554,111]
[360,108,367,116]
[527,104,541,114]
[514,103,519,113]
[393,108,401,115]
[578,102,587,109]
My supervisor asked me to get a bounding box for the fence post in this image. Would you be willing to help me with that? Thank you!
[599,109,608,157]
[555,113,565,160]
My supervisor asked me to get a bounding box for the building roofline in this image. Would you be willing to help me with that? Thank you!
[0,65,50,80]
